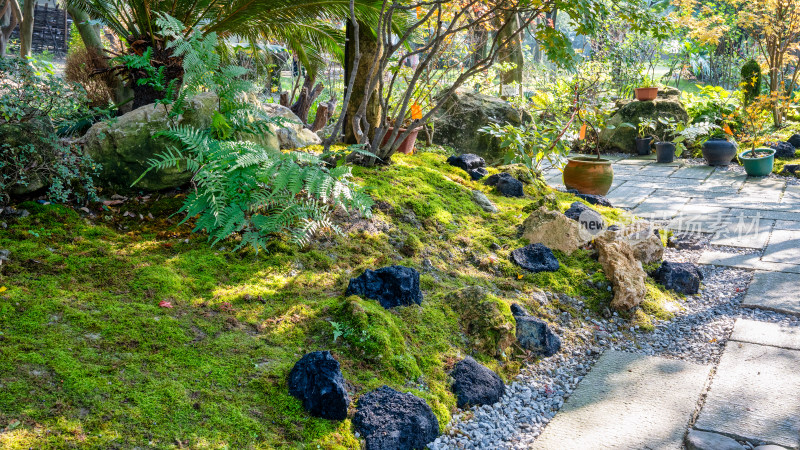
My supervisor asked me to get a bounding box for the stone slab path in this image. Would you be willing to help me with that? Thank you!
[694,319,800,449]
[532,351,711,450]
[538,155,800,448]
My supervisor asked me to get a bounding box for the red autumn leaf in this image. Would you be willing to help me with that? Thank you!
[159,301,173,308]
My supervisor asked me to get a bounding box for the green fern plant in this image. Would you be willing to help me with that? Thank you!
[134,16,373,252]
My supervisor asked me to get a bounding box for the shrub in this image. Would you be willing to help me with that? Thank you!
[65,46,115,108]
[740,59,762,105]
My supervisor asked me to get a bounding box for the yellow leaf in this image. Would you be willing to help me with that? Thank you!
[410,103,422,120]
[579,123,587,140]
[0,286,6,293]
[517,274,523,279]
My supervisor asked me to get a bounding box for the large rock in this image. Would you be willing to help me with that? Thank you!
[345,265,422,309]
[0,118,57,196]
[451,356,506,407]
[521,207,587,254]
[353,385,439,450]
[445,286,515,357]
[595,232,647,310]
[789,134,800,149]
[564,202,606,239]
[599,87,689,153]
[82,93,320,192]
[433,90,528,164]
[288,351,350,420]
[510,244,560,273]
[485,172,524,197]
[447,153,486,172]
[604,222,664,265]
[771,141,797,159]
[652,261,703,295]
[511,303,561,357]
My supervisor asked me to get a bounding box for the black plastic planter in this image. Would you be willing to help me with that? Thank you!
[655,142,675,163]
[635,137,653,156]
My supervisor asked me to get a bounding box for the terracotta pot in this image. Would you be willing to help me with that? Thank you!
[382,126,423,155]
[635,87,658,101]
[563,157,614,195]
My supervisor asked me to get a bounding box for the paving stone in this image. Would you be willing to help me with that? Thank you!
[694,341,800,449]
[638,165,680,177]
[763,229,800,264]
[710,218,774,249]
[729,208,800,222]
[697,250,800,274]
[631,196,692,220]
[670,165,715,179]
[685,429,745,450]
[605,185,655,209]
[742,271,800,315]
[668,205,732,234]
[774,220,800,231]
[616,158,654,165]
[730,318,800,350]
[532,350,710,450]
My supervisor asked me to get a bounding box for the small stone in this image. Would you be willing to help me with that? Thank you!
[468,167,488,180]
[652,261,703,295]
[353,385,440,450]
[781,164,800,176]
[685,429,744,450]
[288,351,350,420]
[451,357,506,408]
[510,243,559,273]
[485,173,524,197]
[0,249,9,264]
[447,154,486,172]
[510,303,562,357]
[472,190,498,213]
[770,141,797,159]
[345,265,423,309]
[668,233,705,250]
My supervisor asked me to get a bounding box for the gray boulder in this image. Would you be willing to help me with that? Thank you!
[510,243,560,273]
[472,190,498,213]
[599,88,689,154]
[433,90,528,164]
[451,356,506,407]
[510,303,561,357]
[685,429,744,450]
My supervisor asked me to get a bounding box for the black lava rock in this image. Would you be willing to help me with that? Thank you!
[288,351,350,420]
[781,164,800,175]
[467,167,488,180]
[450,357,506,408]
[510,243,559,273]
[447,154,486,172]
[485,172,524,197]
[346,265,422,309]
[564,201,605,235]
[567,190,613,207]
[789,134,800,149]
[770,141,797,159]
[353,385,440,450]
[652,261,704,295]
[510,303,561,357]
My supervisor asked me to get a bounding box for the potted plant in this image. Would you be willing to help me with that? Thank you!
[701,128,738,166]
[737,96,775,177]
[653,117,688,163]
[635,76,659,101]
[635,117,656,155]
[382,103,425,154]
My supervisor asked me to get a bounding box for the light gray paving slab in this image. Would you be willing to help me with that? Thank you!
[697,250,800,273]
[730,318,800,350]
[694,341,800,448]
[667,206,731,233]
[775,220,800,231]
[605,185,655,209]
[616,158,654,165]
[742,270,800,315]
[782,184,800,204]
[670,165,715,179]
[762,229,800,264]
[710,218,775,249]
[730,208,800,222]
[631,196,692,220]
[637,165,680,177]
[532,350,711,450]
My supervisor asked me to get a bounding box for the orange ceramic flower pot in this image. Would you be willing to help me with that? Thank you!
[382,127,423,155]
[563,157,614,195]
[635,87,658,101]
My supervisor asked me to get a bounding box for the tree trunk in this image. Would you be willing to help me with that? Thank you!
[310,100,335,132]
[19,0,32,57]
[344,20,382,144]
[497,12,524,97]
[290,74,324,124]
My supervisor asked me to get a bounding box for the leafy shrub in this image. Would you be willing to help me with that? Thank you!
[740,59,762,105]
[683,85,740,124]
[136,15,372,251]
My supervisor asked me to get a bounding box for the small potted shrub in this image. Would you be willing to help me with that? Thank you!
[635,117,656,155]
[701,128,738,166]
[653,117,688,163]
[635,76,659,101]
[737,95,775,177]
[383,103,425,154]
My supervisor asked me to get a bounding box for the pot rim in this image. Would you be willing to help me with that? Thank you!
[739,148,776,160]
[636,86,658,90]
[568,156,612,165]
[386,126,424,133]
[704,138,732,143]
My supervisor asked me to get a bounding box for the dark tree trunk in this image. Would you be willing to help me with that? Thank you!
[344,20,382,144]
[310,100,335,132]
[127,38,184,109]
[290,74,324,124]
[0,0,18,58]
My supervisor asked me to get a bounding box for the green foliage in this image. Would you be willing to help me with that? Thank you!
[136,17,372,252]
[741,59,763,105]
[683,85,740,124]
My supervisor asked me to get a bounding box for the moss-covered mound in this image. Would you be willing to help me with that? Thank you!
[0,150,678,448]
